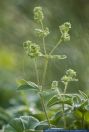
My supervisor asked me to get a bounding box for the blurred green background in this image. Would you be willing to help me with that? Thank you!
[0,0,89,112]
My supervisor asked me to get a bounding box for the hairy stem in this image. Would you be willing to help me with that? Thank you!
[42,58,48,87]
[39,93,51,128]
[34,59,40,85]
[36,20,50,128]
[64,83,68,94]
[41,21,46,54]
[62,83,68,129]
[56,87,66,129]
[49,38,62,55]
[62,102,66,129]
[34,58,51,128]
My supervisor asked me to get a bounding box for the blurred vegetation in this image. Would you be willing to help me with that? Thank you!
[0,0,89,129]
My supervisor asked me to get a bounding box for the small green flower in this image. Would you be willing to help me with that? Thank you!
[23,40,42,58]
[59,22,71,41]
[34,7,44,23]
[66,69,76,78]
[61,75,71,83]
[51,81,59,89]
[35,27,50,38]
[61,69,78,85]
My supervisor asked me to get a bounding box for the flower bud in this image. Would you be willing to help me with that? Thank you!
[59,22,71,41]
[66,69,76,78]
[34,7,44,23]
[51,81,59,89]
[35,27,50,38]
[23,40,42,58]
[61,69,78,85]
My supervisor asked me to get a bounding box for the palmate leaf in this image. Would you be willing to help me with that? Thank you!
[0,107,11,124]
[17,79,39,91]
[35,121,54,130]
[4,116,40,132]
[35,121,50,130]
[4,124,16,132]
[79,90,88,100]
[47,95,59,107]
[47,95,73,107]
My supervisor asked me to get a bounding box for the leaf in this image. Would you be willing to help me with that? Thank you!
[47,95,73,107]
[74,109,82,119]
[79,100,88,110]
[79,90,88,100]
[17,79,39,91]
[51,107,71,125]
[4,124,16,132]
[47,95,59,107]
[84,111,89,123]
[0,107,11,123]
[35,121,54,130]
[5,116,39,132]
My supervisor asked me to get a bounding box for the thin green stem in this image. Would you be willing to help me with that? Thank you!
[34,58,51,128]
[42,58,48,87]
[64,83,68,94]
[40,21,46,54]
[56,87,66,129]
[39,93,51,128]
[36,20,51,128]
[62,83,68,129]
[49,38,62,55]
[34,58,40,85]
[62,102,66,129]
[82,113,85,129]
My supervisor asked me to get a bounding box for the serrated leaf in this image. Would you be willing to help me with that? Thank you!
[5,116,39,132]
[0,107,11,123]
[47,95,73,107]
[79,90,88,100]
[17,79,39,91]
[35,121,54,130]
[4,124,16,132]
[47,95,59,107]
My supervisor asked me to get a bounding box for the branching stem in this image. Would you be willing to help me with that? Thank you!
[49,38,62,55]
[41,21,46,54]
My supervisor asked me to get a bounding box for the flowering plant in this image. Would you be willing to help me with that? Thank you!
[4,6,89,132]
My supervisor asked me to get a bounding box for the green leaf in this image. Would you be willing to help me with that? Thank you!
[47,95,59,107]
[79,90,88,100]
[74,109,82,119]
[5,116,39,132]
[35,121,54,130]
[47,95,73,107]
[17,79,39,91]
[84,111,89,123]
[4,124,16,132]
[79,100,88,110]
[0,107,11,123]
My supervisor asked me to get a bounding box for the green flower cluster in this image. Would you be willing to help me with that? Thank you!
[59,22,71,41]
[23,40,42,58]
[61,69,78,85]
[34,7,44,23]
[35,27,50,38]
[51,81,59,89]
